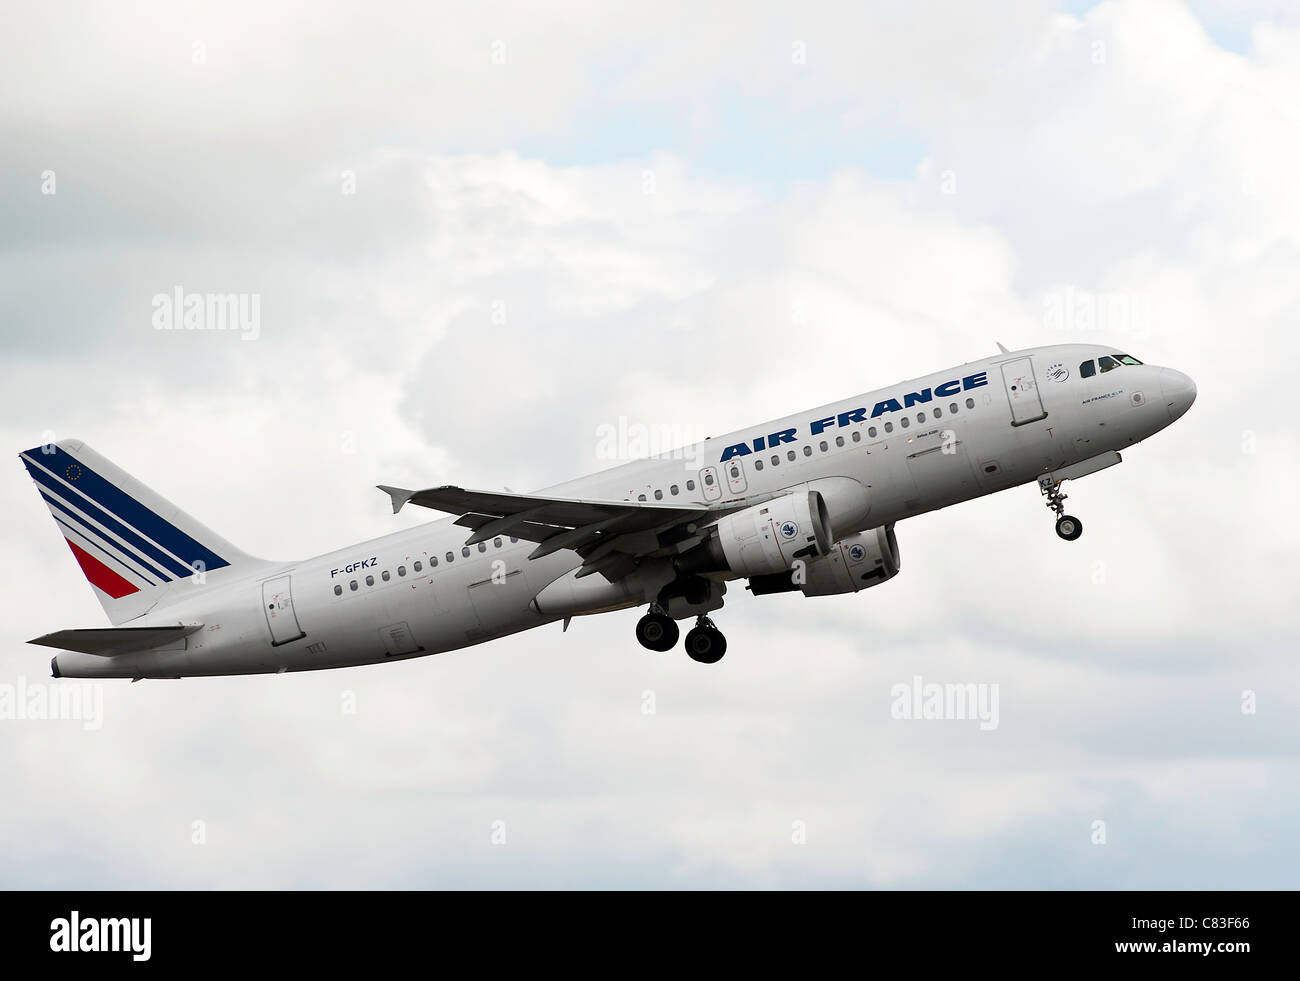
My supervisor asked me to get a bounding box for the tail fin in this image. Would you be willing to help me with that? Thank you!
[19,439,262,624]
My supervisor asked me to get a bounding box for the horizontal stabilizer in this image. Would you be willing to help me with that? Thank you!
[28,623,203,656]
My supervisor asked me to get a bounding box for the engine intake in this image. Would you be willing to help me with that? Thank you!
[747,525,900,597]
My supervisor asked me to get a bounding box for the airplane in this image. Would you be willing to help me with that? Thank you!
[21,342,1195,679]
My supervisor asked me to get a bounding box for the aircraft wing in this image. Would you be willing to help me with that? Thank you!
[377,484,713,581]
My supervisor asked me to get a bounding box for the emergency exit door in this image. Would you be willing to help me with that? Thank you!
[262,575,306,646]
[1000,357,1048,426]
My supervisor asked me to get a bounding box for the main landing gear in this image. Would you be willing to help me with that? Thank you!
[1038,474,1083,541]
[684,616,727,664]
[635,607,727,663]
[635,608,678,652]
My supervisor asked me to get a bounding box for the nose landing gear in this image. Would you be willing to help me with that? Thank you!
[1039,474,1083,541]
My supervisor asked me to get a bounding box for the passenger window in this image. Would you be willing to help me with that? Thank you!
[350,580,358,591]
[949,402,958,413]
[478,543,486,553]
[819,441,828,452]
[933,407,942,418]
[771,455,779,466]
[334,584,342,596]
[382,570,391,582]
[917,412,926,423]
[462,547,471,558]
[510,536,518,543]
[754,459,764,471]
[900,417,910,429]
[398,566,406,577]
[413,561,422,572]
[851,431,861,442]
[704,474,714,486]
[365,575,374,586]
[787,450,796,461]
[430,556,438,567]
[803,445,812,456]
[446,552,454,562]
[670,485,679,496]
[494,538,502,548]
[729,465,740,479]
[654,489,663,500]
[1079,360,1096,378]
[835,436,845,447]
[965,398,975,409]
[686,480,695,491]
[637,493,647,501]
[868,426,877,438]
[884,422,893,433]
[1099,356,1119,373]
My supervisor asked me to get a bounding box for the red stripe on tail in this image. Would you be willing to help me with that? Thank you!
[64,538,139,599]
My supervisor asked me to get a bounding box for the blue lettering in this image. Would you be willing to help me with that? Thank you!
[934,379,961,397]
[871,398,903,418]
[809,416,837,436]
[720,443,751,462]
[768,428,797,446]
[963,371,989,391]
[837,408,867,427]
[903,389,933,407]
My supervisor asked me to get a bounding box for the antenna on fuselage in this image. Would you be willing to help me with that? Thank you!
[995,341,1010,353]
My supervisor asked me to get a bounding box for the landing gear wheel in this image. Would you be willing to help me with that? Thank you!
[636,611,679,652]
[1039,474,1083,542]
[1055,515,1083,541]
[684,617,727,664]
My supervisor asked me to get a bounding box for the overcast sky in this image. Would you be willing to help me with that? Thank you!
[2,0,1297,888]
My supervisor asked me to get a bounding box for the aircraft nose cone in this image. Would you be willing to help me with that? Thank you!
[1159,368,1197,423]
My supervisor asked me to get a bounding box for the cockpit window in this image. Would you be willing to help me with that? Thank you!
[1098,355,1119,373]
[1114,354,1142,365]
[1079,360,1096,378]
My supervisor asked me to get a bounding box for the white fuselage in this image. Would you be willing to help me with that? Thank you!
[52,343,1194,678]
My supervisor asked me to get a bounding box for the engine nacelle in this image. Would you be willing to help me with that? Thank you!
[748,525,901,597]
[677,491,832,578]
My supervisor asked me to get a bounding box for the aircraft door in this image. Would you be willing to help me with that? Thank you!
[1000,357,1047,426]
[699,466,723,501]
[262,575,306,646]
[724,460,748,494]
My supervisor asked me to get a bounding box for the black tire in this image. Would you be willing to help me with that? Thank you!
[636,612,679,652]
[684,626,727,664]
[1055,515,1083,541]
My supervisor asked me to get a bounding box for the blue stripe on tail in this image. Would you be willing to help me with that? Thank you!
[20,446,230,573]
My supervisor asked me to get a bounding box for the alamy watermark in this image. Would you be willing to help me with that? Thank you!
[0,676,103,730]
[595,415,710,466]
[1043,285,1152,338]
[151,285,260,340]
[890,674,999,731]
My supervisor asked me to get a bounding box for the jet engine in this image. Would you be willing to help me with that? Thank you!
[675,490,832,578]
[747,524,900,597]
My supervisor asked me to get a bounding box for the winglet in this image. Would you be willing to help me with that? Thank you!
[377,485,414,514]
[996,341,1010,353]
